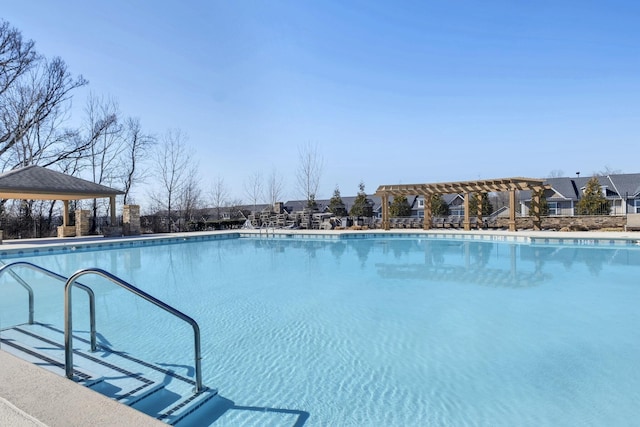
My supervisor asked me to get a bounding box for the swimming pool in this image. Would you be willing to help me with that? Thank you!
[2,234,640,426]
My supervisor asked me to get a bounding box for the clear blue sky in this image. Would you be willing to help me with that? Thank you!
[3,0,640,205]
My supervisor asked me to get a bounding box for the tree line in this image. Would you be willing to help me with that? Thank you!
[0,19,346,237]
[1,19,615,238]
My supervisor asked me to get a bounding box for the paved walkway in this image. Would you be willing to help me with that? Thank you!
[0,351,164,427]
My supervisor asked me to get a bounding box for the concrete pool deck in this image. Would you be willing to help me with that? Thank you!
[0,351,164,426]
[1,228,640,425]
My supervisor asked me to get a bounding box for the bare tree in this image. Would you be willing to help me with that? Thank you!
[150,129,194,232]
[0,20,88,169]
[0,20,37,98]
[209,176,228,220]
[548,169,564,178]
[178,166,202,229]
[119,117,155,204]
[595,166,622,176]
[1,57,88,169]
[296,142,323,206]
[0,55,87,160]
[83,94,124,231]
[244,171,264,215]
[265,167,284,207]
[0,20,88,237]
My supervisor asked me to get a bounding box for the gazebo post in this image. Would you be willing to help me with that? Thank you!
[109,196,117,226]
[63,200,69,227]
[476,193,483,228]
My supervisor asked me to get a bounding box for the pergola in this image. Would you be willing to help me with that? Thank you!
[0,165,124,231]
[375,177,550,231]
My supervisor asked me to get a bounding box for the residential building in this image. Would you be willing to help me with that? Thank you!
[521,174,640,216]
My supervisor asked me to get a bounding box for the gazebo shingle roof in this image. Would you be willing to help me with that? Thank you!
[0,165,123,200]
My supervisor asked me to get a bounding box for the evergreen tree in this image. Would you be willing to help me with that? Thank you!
[350,181,374,217]
[469,193,494,216]
[327,187,347,216]
[538,194,549,216]
[389,195,411,217]
[576,177,610,215]
[306,193,318,211]
[430,194,450,216]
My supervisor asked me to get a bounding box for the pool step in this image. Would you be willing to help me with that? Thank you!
[0,323,221,425]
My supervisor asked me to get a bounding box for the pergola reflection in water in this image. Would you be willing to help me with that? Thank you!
[375,177,551,231]
[376,240,549,288]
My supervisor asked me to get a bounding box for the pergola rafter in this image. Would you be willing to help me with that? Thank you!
[375,177,550,231]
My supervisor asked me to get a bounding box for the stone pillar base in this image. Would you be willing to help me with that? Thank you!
[76,210,91,236]
[123,205,141,236]
[57,226,76,238]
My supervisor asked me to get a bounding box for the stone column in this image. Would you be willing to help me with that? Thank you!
[123,205,141,236]
[57,200,76,237]
[75,210,91,236]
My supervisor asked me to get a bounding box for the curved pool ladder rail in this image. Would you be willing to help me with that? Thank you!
[0,261,97,351]
[64,268,204,393]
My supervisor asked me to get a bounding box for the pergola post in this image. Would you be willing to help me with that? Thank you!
[476,192,483,228]
[463,192,470,230]
[508,189,516,231]
[423,193,432,230]
[382,193,390,230]
[531,188,542,231]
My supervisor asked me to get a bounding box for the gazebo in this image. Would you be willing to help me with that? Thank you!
[375,177,551,231]
[0,165,124,238]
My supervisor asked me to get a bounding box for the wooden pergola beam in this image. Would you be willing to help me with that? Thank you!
[376,177,551,232]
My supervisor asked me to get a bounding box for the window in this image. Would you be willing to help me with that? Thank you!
[635,199,640,213]
[548,202,558,216]
[418,198,424,208]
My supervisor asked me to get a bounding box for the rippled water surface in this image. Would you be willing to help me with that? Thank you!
[2,236,640,426]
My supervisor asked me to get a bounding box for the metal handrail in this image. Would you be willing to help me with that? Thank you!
[0,261,35,324]
[0,261,97,351]
[64,268,204,393]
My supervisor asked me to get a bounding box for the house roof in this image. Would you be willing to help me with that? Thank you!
[521,173,640,201]
[0,165,124,201]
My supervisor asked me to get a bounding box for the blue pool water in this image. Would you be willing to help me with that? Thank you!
[1,235,640,426]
